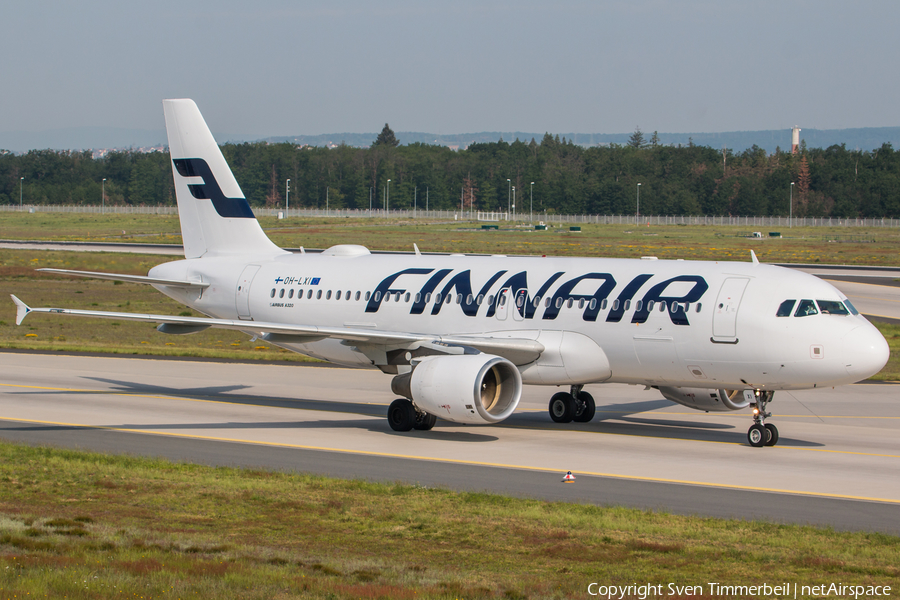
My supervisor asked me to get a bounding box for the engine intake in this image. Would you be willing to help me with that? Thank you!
[391,354,522,424]
[658,386,750,412]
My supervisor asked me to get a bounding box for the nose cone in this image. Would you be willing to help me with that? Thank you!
[842,323,890,382]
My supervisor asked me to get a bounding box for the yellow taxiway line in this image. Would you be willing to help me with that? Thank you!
[0,414,898,506]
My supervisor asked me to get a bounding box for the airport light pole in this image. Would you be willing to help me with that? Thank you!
[286,179,290,215]
[636,182,641,221]
[369,187,373,215]
[530,182,534,223]
[102,178,106,213]
[507,179,511,220]
[789,182,794,228]
[20,177,23,207]
[512,186,516,220]
[387,179,391,215]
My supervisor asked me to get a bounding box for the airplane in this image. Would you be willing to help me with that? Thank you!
[11,99,890,447]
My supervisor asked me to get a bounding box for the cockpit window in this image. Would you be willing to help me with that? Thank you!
[794,299,818,317]
[816,300,850,315]
[776,299,796,317]
[844,299,860,315]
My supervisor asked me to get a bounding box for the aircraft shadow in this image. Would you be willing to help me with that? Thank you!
[8,376,824,447]
[0,419,499,443]
[504,409,824,447]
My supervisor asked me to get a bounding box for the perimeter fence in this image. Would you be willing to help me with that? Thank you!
[1,204,898,228]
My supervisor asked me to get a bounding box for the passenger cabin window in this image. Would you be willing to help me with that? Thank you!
[776,299,796,317]
[817,300,849,315]
[288,289,294,299]
[279,289,285,298]
[794,299,818,317]
[270,289,276,298]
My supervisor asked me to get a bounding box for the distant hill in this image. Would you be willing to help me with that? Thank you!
[267,127,900,154]
[2,125,899,155]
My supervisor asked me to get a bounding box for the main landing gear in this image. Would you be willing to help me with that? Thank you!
[747,390,778,447]
[387,398,437,432]
[548,385,596,424]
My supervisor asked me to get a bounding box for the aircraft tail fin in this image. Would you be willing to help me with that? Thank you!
[163,99,284,259]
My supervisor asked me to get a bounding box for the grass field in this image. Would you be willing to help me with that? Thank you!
[4,211,900,264]
[0,442,898,599]
[2,212,898,378]
[2,215,900,597]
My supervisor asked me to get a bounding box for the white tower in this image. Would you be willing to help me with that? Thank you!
[791,127,801,154]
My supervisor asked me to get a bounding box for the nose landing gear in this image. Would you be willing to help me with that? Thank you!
[747,390,777,447]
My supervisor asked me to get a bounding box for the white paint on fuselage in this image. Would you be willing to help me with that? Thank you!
[149,250,888,392]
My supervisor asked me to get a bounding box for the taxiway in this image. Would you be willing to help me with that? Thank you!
[1,352,898,534]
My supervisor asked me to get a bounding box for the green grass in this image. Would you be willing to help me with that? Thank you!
[1,213,897,376]
[0,442,897,599]
[4,211,900,265]
[872,321,900,380]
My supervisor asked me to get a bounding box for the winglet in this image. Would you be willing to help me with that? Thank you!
[750,250,759,265]
[414,243,421,256]
[10,295,31,325]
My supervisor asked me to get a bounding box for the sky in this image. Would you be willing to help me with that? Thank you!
[2,0,899,140]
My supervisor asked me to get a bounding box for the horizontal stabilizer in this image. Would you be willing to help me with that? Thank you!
[37,268,209,288]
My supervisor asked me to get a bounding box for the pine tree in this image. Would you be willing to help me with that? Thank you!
[374,124,399,147]
[628,127,646,148]
[265,165,281,208]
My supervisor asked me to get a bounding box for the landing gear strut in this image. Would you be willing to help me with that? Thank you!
[747,390,777,447]
[548,385,596,424]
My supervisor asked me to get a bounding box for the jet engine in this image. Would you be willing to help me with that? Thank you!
[658,387,751,412]
[391,354,522,425]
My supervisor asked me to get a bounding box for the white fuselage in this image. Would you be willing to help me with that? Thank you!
[150,246,887,392]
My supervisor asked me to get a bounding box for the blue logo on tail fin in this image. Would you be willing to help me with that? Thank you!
[173,158,255,219]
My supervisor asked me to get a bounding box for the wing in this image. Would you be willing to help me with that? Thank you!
[10,295,544,365]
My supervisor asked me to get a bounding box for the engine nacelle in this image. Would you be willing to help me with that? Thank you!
[658,387,751,412]
[391,354,522,425]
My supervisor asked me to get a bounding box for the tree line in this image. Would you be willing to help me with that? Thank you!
[2,131,899,218]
